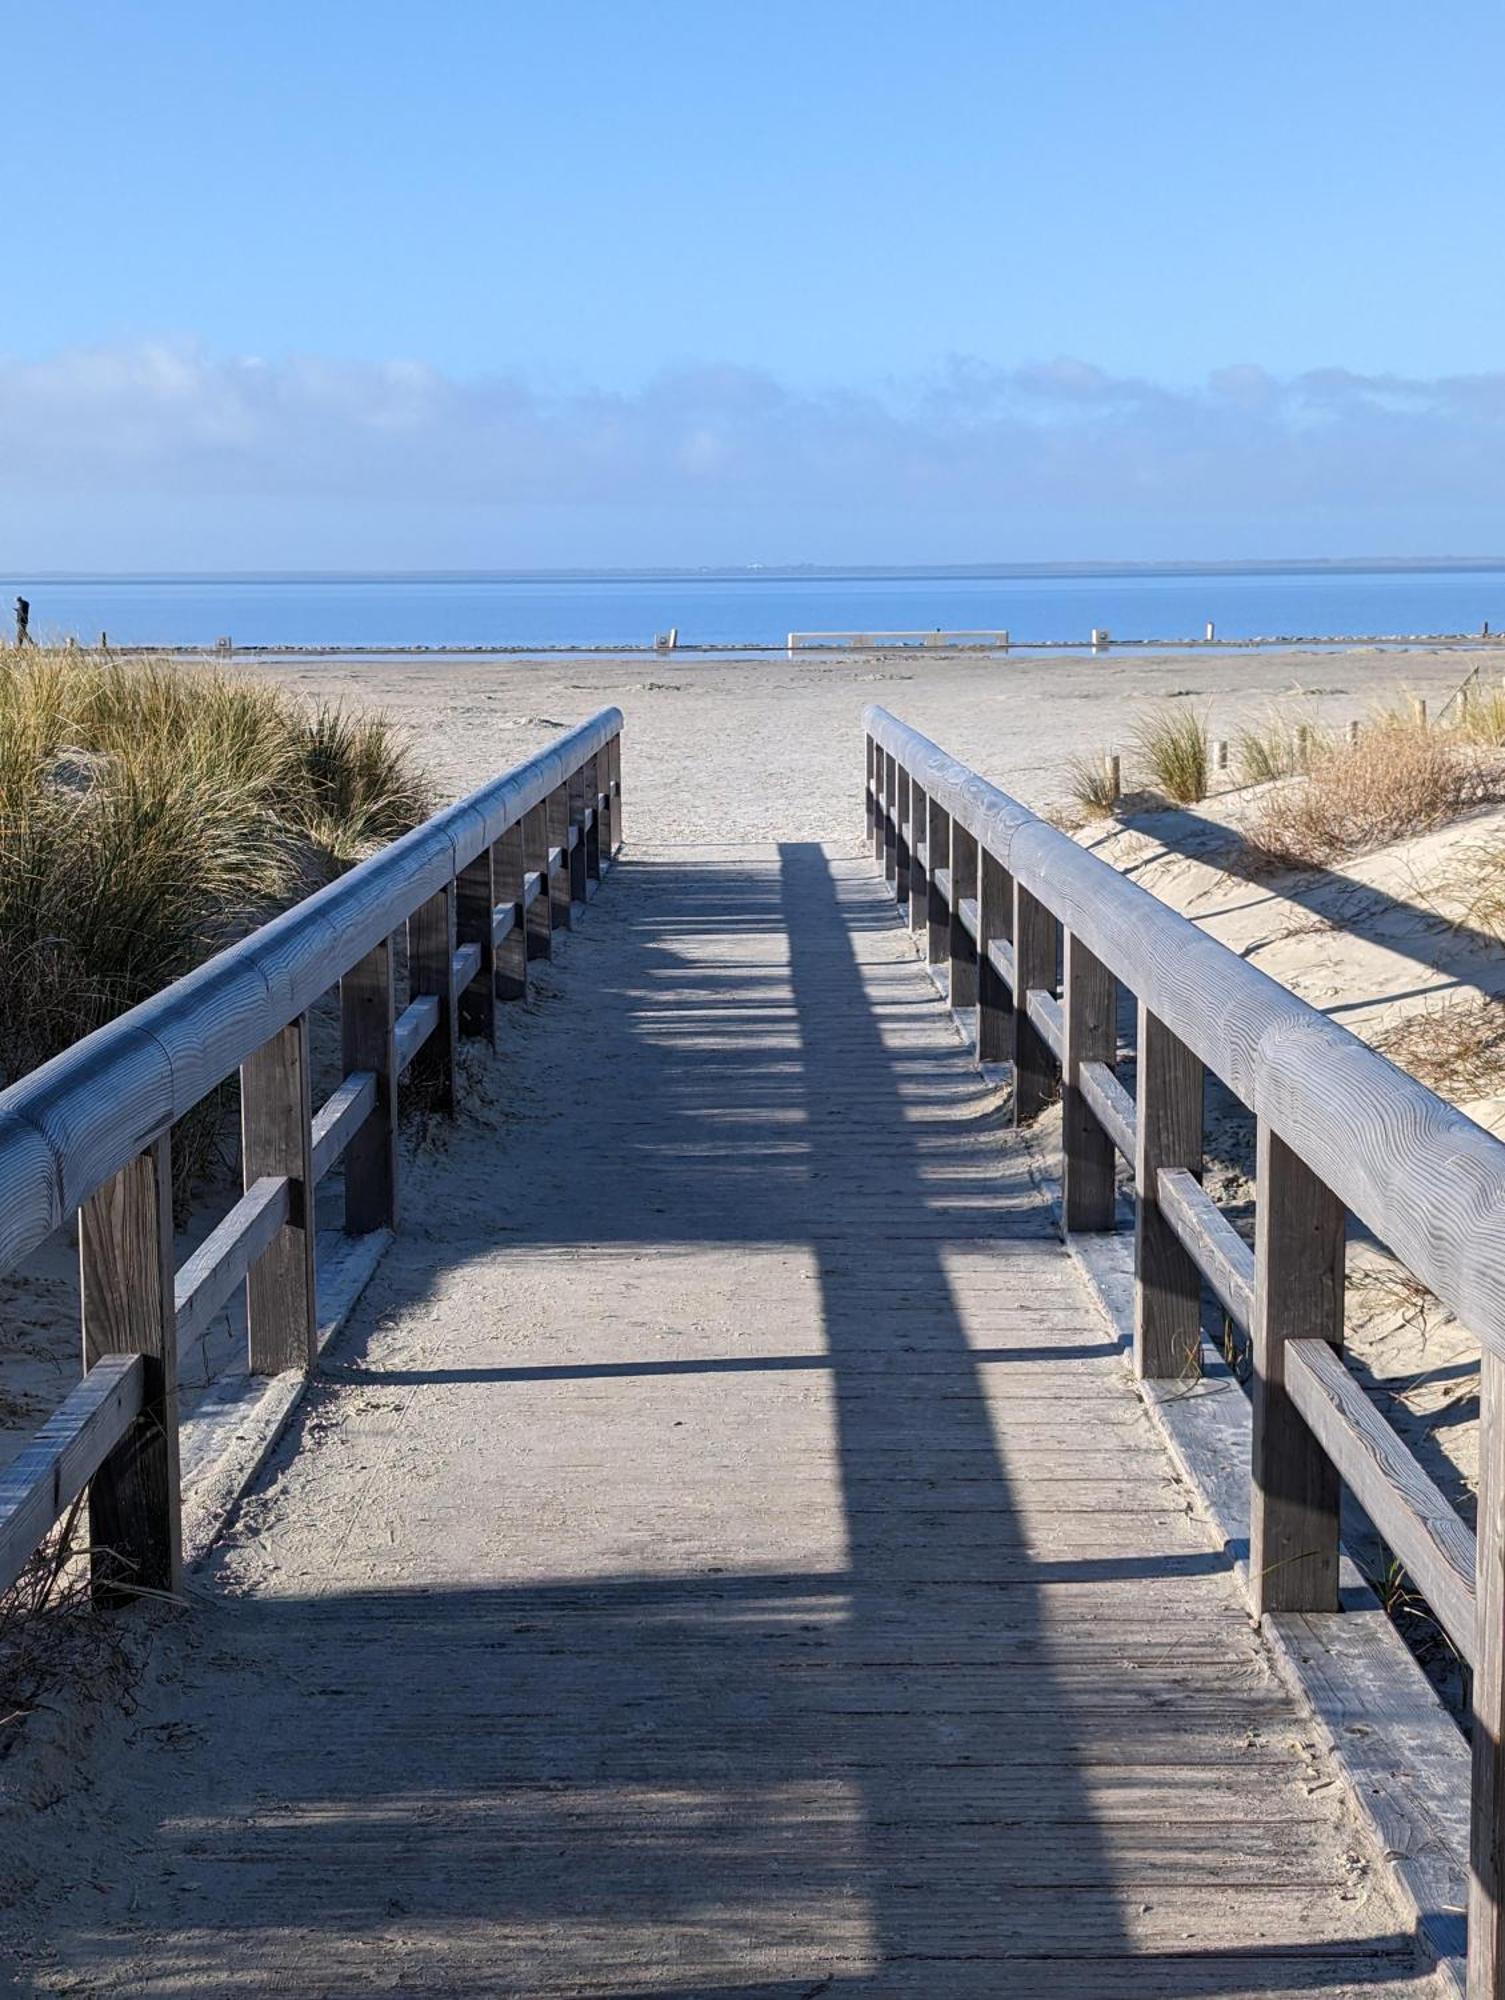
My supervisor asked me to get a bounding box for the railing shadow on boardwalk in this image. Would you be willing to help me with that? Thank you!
[36,847,1424,1995]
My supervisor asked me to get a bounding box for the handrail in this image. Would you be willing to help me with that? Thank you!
[0,710,624,1608]
[863,705,1505,1997]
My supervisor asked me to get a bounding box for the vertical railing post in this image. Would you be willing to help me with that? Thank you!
[883,750,898,884]
[568,761,589,907]
[523,801,552,962]
[494,821,528,1001]
[1062,933,1116,1232]
[894,763,911,909]
[1133,1006,1204,1379]
[410,880,458,1112]
[584,751,603,886]
[548,781,572,932]
[607,731,623,853]
[977,848,1015,1064]
[80,1134,181,1602]
[909,780,929,938]
[865,734,876,847]
[242,1013,318,1372]
[1470,1347,1505,1996]
[925,794,950,967]
[873,746,888,865]
[1250,1123,1344,1614]
[1012,883,1057,1125]
[456,840,497,1047]
[949,819,979,1014]
[341,935,398,1233]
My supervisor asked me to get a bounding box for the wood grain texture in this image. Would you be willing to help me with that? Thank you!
[0,1353,143,1595]
[1013,885,1058,1125]
[523,801,553,962]
[908,781,929,935]
[455,841,497,1047]
[1132,1006,1203,1383]
[883,749,899,884]
[1286,1336,1475,1661]
[925,796,950,967]
[977,849,1014,1064]
[1062,932,1116,1233]
[409,883,459,1112]
[241,1014,318,1375]
[547,783,572,933]
[1472,1345,1505,1997]
[1156,1166,1254,1332]
[894,761,912,908]
[492,820,527,1002]
[79,1135,180,1600]
[948,823,979,1014]
[394,993,441,1074]
[310,1072,377,1185]
[340,937,398,1234]
[1251,1122,1345,1617]
[1080,1059,1135,1164]
[175,1175,292,1349]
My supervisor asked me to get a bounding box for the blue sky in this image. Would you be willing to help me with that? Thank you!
[4,2,1504,568]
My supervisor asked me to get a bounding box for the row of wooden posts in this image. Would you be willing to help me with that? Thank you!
[864,708,1505,1998]
[0,717,623,1629]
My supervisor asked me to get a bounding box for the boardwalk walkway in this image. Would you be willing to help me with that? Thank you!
[13,844,1437,1996]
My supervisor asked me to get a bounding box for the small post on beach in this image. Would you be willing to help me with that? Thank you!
[1346,717,1361,748]
[1296,723,1311,768]
[1212,738,1228,773]
[1205,621,1216,643]
[1105,751,1121,802]
[1413,696,1428,727]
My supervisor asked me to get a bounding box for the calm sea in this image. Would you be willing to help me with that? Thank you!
[6,566,1505,651]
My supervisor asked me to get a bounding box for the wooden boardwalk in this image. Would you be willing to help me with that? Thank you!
[13,843,1438,1997]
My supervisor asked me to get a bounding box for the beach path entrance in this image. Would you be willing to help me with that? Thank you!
[14,839,1438,1996]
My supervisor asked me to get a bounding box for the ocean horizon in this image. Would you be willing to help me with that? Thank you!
[7,559,1505,651]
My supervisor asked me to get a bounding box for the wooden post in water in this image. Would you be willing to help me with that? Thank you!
[341,936,399,1233]
[241,1015,318,1373]
[977,848,1014,1064]
[1012,884,1056,1126]
[1062,932,1116,1231]
[1250,1125,1344,1614]
[1133,1007,1203,1379]
[80,1136,180,1602]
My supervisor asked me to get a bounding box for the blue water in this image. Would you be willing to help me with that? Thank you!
[5,566,1505,651]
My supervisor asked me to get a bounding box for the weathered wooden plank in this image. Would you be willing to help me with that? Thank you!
[79,1135,180,1601]
[926,796,950,967]
[241,1014,317,1375]
[1023,985,1063,1061]
[1062,932,1116,1233]
[393,993,440,1074]
[174,1174,291,1349]
[1473,1344,1505,1996]
[977,850,1013,1064]
[548,781,572,932]
[1286,1335,1474,1660]
[1157,1166,1254,1331]
[894,760,912,907]
[883,748,899,884]
[491,900,519,945]
[1013,885,1057,1123]
[0,1354,144,1596]
[408,882,458,1111]
[455,838,496,1047]
[1251,1122,1345,1616]
[310,1073,377,1186]
[948,823,979,1013]
[523,802,553,963]
[1133,1006,1203,1382]
[340,936,398,1234]
[1080,1058,1135,1163]
[908,781,929,935]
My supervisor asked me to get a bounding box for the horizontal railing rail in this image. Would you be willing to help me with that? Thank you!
[0,710,624,1611]
[864,703,1505,1998]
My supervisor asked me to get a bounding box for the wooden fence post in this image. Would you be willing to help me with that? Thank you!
[1133,1006,1203,1379]
[341,935,398,1233]
[872,744,887,864]
[410,880,458,1112]
[926,795,950,967]
[241,1013,317,1373]
[608,731,623,852]
[1012,883,1057,1125]
[524,801,552,962]
[1062,931,1116,1231]
[949,819,979,1013]
[883,751,899,884]
[494,822,528,1002]
[1250,1122,1344,1614]
[977,848,1014,1063]
[80,1135,180,1602]
[908,780,929,937]
[568,761,589,906]
[1470,1345,1505,1996]
[584,752,603,885]
[456,840,497,1047]
[865,735,876,846]
[548,782,572,932]
[894,763,912,908]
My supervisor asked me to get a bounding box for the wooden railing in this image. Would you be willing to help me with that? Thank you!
[865,703,1505,1997]
[0,710,623,1609]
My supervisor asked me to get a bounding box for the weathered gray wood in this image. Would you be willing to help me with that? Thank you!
[455,839,497,1047]
[908,780,929,934]
[394,993,441,1074]
[1472,1344,1505,1997]
[873,737,887,863]
[1156,1166,1254,1331]
[865,731,875,844]
[894,761,912,907]
[491,901,517,945]
[80,1135,180,1601]
[1286,1336,1475,1661]
[547,783,572,932]
[1013,884,1058,1125]
[1025,986,1064,1060]
[568,761,589,906]
[0,1354,144,1596]
[1133,1006,1204,1382]
[602,730,620,855]
[523,802,552,963]
[175,1174,291,1348]
[409,882,458,1111]
[492,819,527,1008]
[987,933,1016,990]
[948,822,979,1013]
[1080,1058,1135,1163]
[1062,933,1116,1233]
[883,750,899,883]
[977,849,1014,1064]
[241,1014,317,1375]
[1251,1122,1345,1616]
[956,896,979,941]
[583,751,602,883]
[925,795,950,966]
[310,1073,376,1185]
[340,936,398,1233]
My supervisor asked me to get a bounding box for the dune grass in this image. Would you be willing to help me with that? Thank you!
[0,650,432,1191]
[1132,705,1209,804]
[1063,750,1121,820]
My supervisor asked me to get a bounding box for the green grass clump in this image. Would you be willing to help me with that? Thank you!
[0,651,432,1186]
[1132,705,1209,804]
[1064,750,1121,820]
